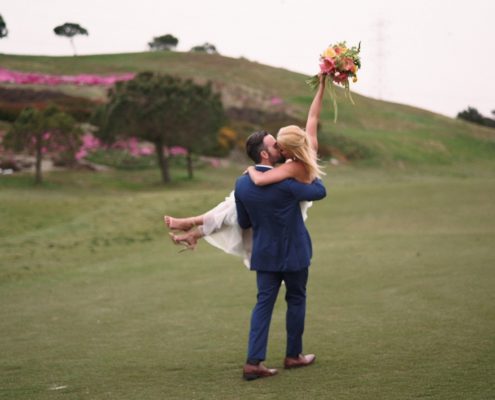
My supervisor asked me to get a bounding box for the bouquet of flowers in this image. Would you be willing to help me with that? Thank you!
[307,41,361,122]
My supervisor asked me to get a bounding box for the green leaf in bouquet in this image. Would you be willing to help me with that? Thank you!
[305,75,320,90]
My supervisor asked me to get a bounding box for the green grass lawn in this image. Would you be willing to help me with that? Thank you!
[1,163,494,399]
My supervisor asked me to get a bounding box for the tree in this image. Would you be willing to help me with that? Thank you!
[4,105,82,184]
[485,113,495,128]
[457,106,495,129]
[172,80,225,178]
[53,23,88,56]
[457,106,484,125]
[148,34,178,51]
[0,14,7,39]
[190,42,218,54]
[93,72,224,183]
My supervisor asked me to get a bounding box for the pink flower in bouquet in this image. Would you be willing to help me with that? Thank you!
[333,71,349,84]
[334,45,347,55]
[342,57,356,73]
[320,57,336,74]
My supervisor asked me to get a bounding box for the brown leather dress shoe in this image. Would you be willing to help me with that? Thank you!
[284,353,316,369]
[243,363,278,381]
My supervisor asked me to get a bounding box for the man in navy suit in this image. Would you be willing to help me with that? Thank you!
[235,130,326,380]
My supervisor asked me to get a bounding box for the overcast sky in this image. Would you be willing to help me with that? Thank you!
[1,0,494,118]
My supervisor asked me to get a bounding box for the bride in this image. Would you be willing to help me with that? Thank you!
[165,75,326,267]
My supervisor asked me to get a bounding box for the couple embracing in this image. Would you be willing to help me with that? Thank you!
[165,75,327,380]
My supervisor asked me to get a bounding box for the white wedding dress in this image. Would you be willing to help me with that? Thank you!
[202,191,312,269]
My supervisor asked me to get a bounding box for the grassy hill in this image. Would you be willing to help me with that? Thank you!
[1,51,495,166]
[0,52,495,166]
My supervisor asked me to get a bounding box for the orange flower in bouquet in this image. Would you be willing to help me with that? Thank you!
[307,41,361,122]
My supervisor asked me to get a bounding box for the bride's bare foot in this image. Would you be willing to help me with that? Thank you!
[169,230,200,252]
[164,216,196,231]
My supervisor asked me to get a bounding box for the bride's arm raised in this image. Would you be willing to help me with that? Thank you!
[305,74,326,153]
[246,162,305,186]
[246,75,326,187]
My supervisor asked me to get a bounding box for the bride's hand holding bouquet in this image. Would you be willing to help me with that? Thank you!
[307,41,361,122]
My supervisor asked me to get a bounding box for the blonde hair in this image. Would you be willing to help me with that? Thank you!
[276,125,325,181]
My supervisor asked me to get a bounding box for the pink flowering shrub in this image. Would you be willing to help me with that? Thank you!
[76,134,187,160]
[0,68,135,87]
[169,146,188,156]
[76,134,191,170]
[75,133,157,161]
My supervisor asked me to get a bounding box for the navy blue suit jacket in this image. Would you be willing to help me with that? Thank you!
[234,165,326,272]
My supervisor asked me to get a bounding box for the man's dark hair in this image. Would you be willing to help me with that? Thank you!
[245,130,269,163]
